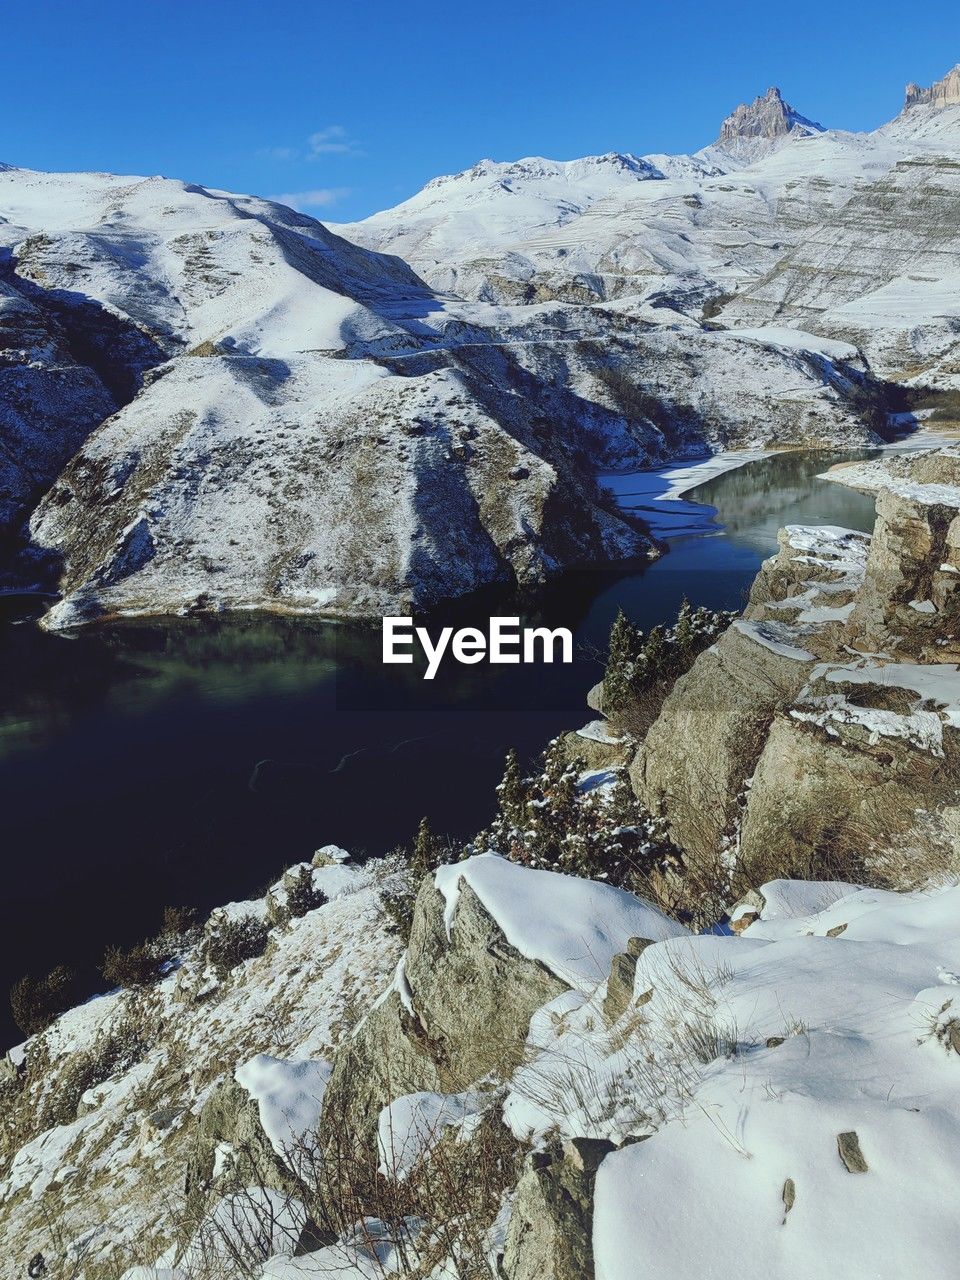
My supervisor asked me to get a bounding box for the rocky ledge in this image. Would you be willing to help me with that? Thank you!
[628,445,960,890]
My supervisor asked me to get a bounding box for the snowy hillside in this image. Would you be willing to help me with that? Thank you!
[335,68,960,385]
[0,156,890,627]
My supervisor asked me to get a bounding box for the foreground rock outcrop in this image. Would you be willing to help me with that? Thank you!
[632,446,960,888]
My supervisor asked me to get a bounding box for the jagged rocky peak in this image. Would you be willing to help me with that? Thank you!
[904,64,960,110]
[717,85,824,144]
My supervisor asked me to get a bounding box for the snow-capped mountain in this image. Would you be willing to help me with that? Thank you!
[335,70,960,385]
[4,66,959,628]
[0,155,886,629]
[700,85,825,166]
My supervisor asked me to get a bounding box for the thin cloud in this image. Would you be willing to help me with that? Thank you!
[257,125,364,163]
[308,125,362,157]
[271,187,352,212]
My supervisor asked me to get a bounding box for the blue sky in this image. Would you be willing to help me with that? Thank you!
[4,1,959,221]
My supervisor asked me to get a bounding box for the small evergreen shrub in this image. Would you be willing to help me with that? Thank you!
[285,865,328,919]
[9,965,78,1037]
[161,905,199,938]
[602,599,736,735]
[204,914,270,979]
[101,942,162,989]
[479,740,682,891]
[379,818,455,941]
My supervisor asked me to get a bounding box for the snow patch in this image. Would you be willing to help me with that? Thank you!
[434,853,687,990]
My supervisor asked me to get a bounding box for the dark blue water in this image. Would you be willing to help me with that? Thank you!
[0,450,876,1046]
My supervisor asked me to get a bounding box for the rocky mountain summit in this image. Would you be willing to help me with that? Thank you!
[904,63,960,110]
[2,448,959,1278]
[713,85,825,162]
[342,64,960,387]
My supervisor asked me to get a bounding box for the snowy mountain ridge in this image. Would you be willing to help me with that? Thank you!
[3,65,960,627]
[0,147,893,628]
[336,66,960,387]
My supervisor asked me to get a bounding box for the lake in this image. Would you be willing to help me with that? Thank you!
[0,449,878,1047]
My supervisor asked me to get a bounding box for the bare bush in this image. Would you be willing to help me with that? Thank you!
[9,966,78,1037]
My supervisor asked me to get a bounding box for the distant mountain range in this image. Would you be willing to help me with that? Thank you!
[2,64,959,628]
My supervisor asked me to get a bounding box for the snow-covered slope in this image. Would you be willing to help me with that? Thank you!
[334,71,960,385]
[6,67,955,627]
[0,853,404,1274]
[0,166,663,622]
[0,160,890,627]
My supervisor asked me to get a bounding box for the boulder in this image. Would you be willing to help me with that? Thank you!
[312,845,352,868]
[138,1105,185,1151]
[189,1079,294,1196]
[587,681,606,715]
[0,1052,22,1087]
[632,619,816,858]
[837,1130,869,1173]
[745,524,869,644]
[846,485,960,657]
[601,940,654,1026]
[318,879,567,1162]
[738,670,960,887]
[559,723,632,771]
[502,1138,614,1280]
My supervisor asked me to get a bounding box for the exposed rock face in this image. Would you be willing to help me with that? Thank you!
[844,473,960,659]
[633,448,960,883]
[318,879,566,1160]
[739,681,958,884]
[190,1079,294,1196]
[0,279,117,550]
[716,87,824,151]
[559,723,633,771]
[905,65,960,110]
[631,617,817,857]
[503,1137,614,1280]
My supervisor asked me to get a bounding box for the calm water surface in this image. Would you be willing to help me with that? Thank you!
[0,450,877,1045]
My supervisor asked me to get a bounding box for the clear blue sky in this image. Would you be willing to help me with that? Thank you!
[4,1,959,221]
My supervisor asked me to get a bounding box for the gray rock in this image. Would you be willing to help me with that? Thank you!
[189,1079,294,1198]
[587,681,606,715]
[312,845,352,868]
[739,690,959,888]
[837,1130,868,1173]
[626,936,655,958]
[559,727,632,771]
[502,1138,614,1280]
[782,1176,796,1221]
[632,620,815,858]
[0,1052,22,1086]
[846,485,960,658]
[602,952,639,1026]
[138,1105,185,1150]
[319,879,567,1168]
